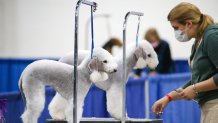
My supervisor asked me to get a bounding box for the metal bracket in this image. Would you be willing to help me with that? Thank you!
[122,11,144,123]
[73,1,97,123]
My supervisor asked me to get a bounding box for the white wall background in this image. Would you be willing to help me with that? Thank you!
[0,0,217,59]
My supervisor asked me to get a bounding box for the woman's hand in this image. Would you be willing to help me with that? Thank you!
[179,85,197,100]
[173,88,184,100]
[152,96,169,115]
[152,88,185,115]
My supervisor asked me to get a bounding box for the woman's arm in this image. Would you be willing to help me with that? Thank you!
[168,88,184,100]
[152,81,191,114]
[195,77,218,92]
[152,88,184,115]
[179,77,218,100]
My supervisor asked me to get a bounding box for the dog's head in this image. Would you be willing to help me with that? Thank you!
[88,47,118,83]
[134,40,159,69]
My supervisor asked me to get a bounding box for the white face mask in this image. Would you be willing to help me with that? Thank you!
[174,26,190,42]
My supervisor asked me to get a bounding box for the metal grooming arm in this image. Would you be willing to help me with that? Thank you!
[122,11,144,123]
[74,1,97,123]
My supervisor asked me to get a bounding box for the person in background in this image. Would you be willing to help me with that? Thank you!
[145,28,174,74]
[152,2,218,123]
[134,28,174,77]
[102,38,122,54]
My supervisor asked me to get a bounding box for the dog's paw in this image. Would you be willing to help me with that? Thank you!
[108,106,122,120]
[50,112,66,120]
[110,112,122,120]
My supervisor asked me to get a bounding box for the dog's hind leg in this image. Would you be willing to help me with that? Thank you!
[21,80,45,123]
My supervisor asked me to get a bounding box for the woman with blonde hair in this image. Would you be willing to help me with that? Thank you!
[145,28,173,74]
[134,28,174,77]
[152,2,218,123]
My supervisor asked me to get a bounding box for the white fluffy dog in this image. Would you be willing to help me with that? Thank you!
[49,40,159,120]
[18,47,118,123]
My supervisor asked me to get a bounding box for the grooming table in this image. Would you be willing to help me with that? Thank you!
[46,118,163,123]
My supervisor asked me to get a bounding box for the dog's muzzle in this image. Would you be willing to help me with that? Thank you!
[105,63,118,73]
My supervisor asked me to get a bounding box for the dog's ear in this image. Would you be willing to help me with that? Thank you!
[135,47,147,59]
[88,57,98,72]
[142,49,147,60]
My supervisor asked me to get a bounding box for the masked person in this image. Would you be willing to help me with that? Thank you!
[134,28,174,77]
[145,28,174,75]
[152,2,218,123]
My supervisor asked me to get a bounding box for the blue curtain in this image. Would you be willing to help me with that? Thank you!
[0,59,201,123]
[148,73,200,123]
[83,85,110,117]
[126,76,147,118]
[83,76,148,118]
[0,59,190,93]
[0,78,149,123]
[0,58,58,93]
[0,88,55,123]
[174,60,190,73]
[0,73,201,123]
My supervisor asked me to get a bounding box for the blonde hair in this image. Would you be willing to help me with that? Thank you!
[144,28,160,42]
[167,2,214,40]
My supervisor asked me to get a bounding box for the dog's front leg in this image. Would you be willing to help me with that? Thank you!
[65,98,83,123]
[77,97,84,123]
[65,98,74,123]
[106,83,123,120]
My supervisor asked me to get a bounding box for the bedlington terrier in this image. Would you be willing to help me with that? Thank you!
[18,47,118,123]
[49,40,159,120]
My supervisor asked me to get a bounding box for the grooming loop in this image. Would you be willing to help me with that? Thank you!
[85,14,111,50]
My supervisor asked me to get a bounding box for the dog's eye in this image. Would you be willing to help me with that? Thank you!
[148,54,151,57]
[103,60,107,63]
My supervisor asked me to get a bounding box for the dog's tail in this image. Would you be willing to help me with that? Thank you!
[18,74,26,110]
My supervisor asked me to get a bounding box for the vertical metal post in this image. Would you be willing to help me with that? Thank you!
[145,80,150,119]
[73,1,97,123]
[122,11,144,123]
